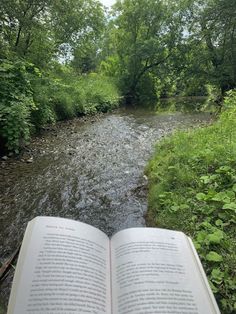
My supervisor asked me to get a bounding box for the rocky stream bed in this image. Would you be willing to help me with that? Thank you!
[0,104,212,310]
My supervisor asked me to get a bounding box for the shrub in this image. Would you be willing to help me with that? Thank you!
[76,73,121,114]
[0,59,35,153]
[31,78,56,129]
[0,62,121,153]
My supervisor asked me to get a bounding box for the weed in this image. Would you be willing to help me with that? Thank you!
[146,90,236,313]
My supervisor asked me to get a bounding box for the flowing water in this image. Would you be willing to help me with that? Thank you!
[0,101,211,309]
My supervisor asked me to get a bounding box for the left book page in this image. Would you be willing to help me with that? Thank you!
[7,216,111,314]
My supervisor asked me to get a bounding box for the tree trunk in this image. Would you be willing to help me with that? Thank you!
[15,25,22,48]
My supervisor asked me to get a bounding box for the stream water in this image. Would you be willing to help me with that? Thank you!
[0,101,211,309]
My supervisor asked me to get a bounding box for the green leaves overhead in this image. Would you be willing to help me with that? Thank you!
[183,0,236,93]
[103,0,184,102]
[0,0,105,68]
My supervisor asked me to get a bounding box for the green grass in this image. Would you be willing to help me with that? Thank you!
[146,90,236,313]
[33,71,121,123]
[0,59,121,152]
[75,73,121,115]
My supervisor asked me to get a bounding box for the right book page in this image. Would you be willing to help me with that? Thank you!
[110,228,220,314]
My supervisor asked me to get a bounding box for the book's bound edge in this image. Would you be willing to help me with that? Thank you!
[186,237,221,314]
[7,219,36,314]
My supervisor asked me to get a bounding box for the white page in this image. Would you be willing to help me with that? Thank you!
[111,228,220,314]
[8,216,111,314]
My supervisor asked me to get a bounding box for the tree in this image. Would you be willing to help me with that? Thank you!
[0,0,53,65]
[184,0,236,95]
[105,0,184,103]
[0,0,105,70]
[51,0,105,72]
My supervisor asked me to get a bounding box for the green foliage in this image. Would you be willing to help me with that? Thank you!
[0,60,121,152]
[146,90,236,313]
[31,78,57,128]
[0,59,36,152]
[104,0,184,103]
[76,73,121,114]
[0,0,105,71]
[183,0,236,94]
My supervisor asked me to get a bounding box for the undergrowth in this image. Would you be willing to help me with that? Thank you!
[0,59,121,153]
[146,90,236,313]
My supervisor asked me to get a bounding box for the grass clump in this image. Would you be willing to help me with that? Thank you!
[146,90,236,313]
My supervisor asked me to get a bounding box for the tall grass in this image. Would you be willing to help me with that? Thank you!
[33,71,121,124]
[146,90,236,313]
[0,60,121,152]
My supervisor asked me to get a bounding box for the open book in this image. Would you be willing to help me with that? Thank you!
[8,216,220,314]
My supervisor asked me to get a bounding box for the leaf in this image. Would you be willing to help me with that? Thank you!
[193,241,201,250]
[206,251,223,262]
[196,231,207,243]
[232,184,236,192]
[211,192,231,203]
[196,192,206,201]
[211,268,224,284]
[200,175,211,184]
[222,203,236,211]
[170,205,179,212]
[207,230,224,244]
[215,219,223,227]
[168,166,176,170]
[226,190,235,199]
[209,281,218,293]
[179,204,190,210]
[216,166,232,173]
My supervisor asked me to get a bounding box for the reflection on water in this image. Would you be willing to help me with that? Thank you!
[156,96,209,112]
[0,101,211,308]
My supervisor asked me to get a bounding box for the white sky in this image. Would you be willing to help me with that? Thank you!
[99,0,117,8]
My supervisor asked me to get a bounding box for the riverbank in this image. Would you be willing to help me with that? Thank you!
[146,91,236,313]
[0,105,211,311]
[0,112,105,168]
[0,61,121,155]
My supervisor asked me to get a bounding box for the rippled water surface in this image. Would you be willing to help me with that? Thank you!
[0,104,211,308]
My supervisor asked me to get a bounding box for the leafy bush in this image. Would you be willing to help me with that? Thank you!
[33,69,121,120]
[76,73,121,114]
[31,77,56,129]
[49,84,77,120]
[0,59,35,152]
[146,90,236,313]
[0,61,121,153]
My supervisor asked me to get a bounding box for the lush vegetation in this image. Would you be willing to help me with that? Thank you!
[0,0,120,153]
[0,60,120,152]
[0,0,235,152]
[0,0,235,311]
[102,0,236,102]
[146,91,236,313]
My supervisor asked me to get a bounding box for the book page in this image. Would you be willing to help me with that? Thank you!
[111,228,220,314]
[8,216,111,314]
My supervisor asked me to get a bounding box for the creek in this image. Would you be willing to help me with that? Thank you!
[0,100,212,309]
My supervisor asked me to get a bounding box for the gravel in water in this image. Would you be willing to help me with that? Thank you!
[0,106,211,309]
